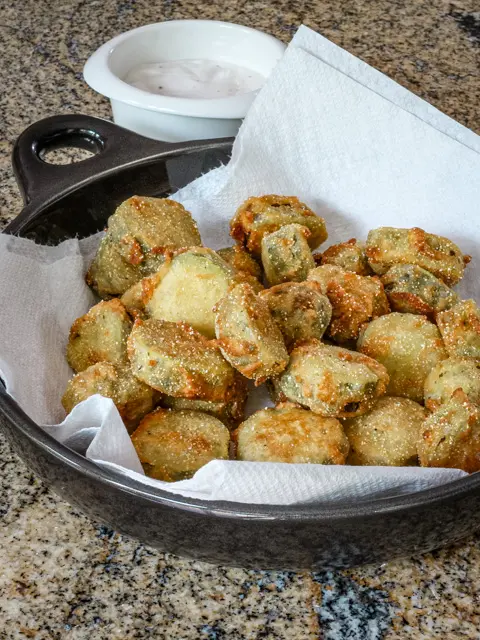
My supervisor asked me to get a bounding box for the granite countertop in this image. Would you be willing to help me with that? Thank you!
[0,0,479,638]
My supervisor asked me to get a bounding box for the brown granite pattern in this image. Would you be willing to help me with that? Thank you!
[0,0,479,638]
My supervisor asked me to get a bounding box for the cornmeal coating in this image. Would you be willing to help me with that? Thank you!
[230,195,327,258]
[381,264,458,317]
[144,248,237,339]
[357,313,448,402]
[365,226,469,286]
[436,300,480,360]
[214,283,289,384]
[234,403,349,464]
[131,408,230,481]
[217,246,263,280]
[67,299,132,373]
[418,390,480,473]
[308,265,390,343]
[344,396,426,466]
[261,224,315,285]
[276,340,389,418]
[108,196,201,272]
[86,235,140,299]
[87,196,201,296]
[320,239,373,275]
[62,362,157,433]
[161,372,248,427]
[120,276,153,319]
[128,319,237,402]
[424,357,480,411]
[259,281,332,350]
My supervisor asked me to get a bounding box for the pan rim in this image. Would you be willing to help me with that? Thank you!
[4,138,480,522]
[1,384,479,519]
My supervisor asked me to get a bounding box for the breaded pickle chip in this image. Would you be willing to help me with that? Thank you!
[109,196,201,272]
[214,283,289,384]
[436,300,480,360]
[418,390,480,472]
[381,264,458,317]
[344,397,426,466]
[308,265,390,343]
[144,247,237,338]
[365,227,469,286]
[357,313,448,402]
[217,246,262,280]
[128,319,237,401]
[161,397,241,428]
[131,408,230,481]
[235,403,349,464]
[261,224,315,286]
[230,195,327,258]
[161,373,248,427]
[424,357,480,411]
[87,197,202,297]
[217,246,264,293]
[62,362,157,433]
[320,239,373,276]
[120,249,261,321]
[86,235,140,299]
[276,340,389,418]
[259,281,332,350]
[67,299,132,373]
[120,276,153,319]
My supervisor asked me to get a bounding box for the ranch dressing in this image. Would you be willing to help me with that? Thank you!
[124,59,265,99]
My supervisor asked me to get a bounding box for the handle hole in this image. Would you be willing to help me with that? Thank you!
[36,128,105,165]
[39,146,96,165]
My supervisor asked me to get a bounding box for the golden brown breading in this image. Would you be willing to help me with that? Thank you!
[131,408,230,481]
[217,245,264,293]
[143,247,237,339]
[62,362,158,433]
[87,196,202,297]
[259,281,332,350]
[230,195,327,258]
[261,223,315,286]
[357,313,448,402]
[86,235,141,299]
[418,390,480,472]
[436,299,480,360]
[120,275,157,320]
[67,299,132,373]
[234,403,349,464]
[380,264,458,318]
[365,226,469,286]
[214,283,289,384]
[320,239,373,275]
[161,372,248,428]
[108,196,202,273]
[127,319,237,402]
[344,396,426,466]
[276,340,389,418]
[217,246,263,280]
[424,357,480,411]
[308,265,390,343]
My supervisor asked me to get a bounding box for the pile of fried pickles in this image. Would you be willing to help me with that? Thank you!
[62,195,480,482]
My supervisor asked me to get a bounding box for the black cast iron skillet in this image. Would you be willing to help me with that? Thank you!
[1,114,479,570]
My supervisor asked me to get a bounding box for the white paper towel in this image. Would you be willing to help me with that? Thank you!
[1,26,478,504]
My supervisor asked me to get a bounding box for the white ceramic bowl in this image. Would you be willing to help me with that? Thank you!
[83,20,286,142]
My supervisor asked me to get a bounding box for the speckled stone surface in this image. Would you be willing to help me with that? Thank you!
[0,0,479,638]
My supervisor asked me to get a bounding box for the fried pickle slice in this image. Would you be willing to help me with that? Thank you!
[67,299,132,373]
[230,195,327,258]
[214,283,289,384]
[131,408,230,481]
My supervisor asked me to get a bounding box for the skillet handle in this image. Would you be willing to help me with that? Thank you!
[12,114,183,207]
